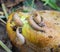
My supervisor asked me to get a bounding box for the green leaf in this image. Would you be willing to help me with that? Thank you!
[43,0,50,5]
[48,0,60,10]
[50,0,56,3]
[48,1,57,9]
[42,0,60,11]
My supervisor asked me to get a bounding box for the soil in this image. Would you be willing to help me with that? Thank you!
[0,21,12,52]
[0,0,60,52]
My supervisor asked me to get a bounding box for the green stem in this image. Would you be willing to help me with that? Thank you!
[44,0,50,5]
[0,41,12,52]
[0,18,6,24]
[1,0,8,19]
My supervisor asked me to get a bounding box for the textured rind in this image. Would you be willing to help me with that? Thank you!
[22,24,51,48]
[22,10,60,48]
[7,10,60,49]
[7,13,16,42]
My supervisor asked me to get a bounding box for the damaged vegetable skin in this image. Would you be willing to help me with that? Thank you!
[6,13,17,46]
[28,16,43,31]
[6,11,40,45]
[6,12,25,47]
[6,11,47,48]
[7,10,60,49]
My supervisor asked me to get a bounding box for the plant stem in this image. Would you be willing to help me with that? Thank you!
[1,0,8,19]
[0,40,12,52]
[0,18,6,24]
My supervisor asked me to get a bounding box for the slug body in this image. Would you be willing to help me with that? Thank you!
[33,11,41,24]
[13,13,23,26]
[28,16,43,31]
[16,27,25,45]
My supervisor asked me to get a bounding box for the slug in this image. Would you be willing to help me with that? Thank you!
[13,13,23,26]
[16,27,25,45]
[28,16,43,31]
[33,11,41,24]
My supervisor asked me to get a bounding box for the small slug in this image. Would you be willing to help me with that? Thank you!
[33,11,41,24]
[16,27,25,45]
[28,16,43,31]
[13,13,23,26]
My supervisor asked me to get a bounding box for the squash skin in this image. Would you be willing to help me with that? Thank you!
[6,13,16,45]
[6,11,60,49]
[22,24,51,48]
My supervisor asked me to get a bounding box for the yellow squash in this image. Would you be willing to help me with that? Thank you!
[7,11,60,49]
